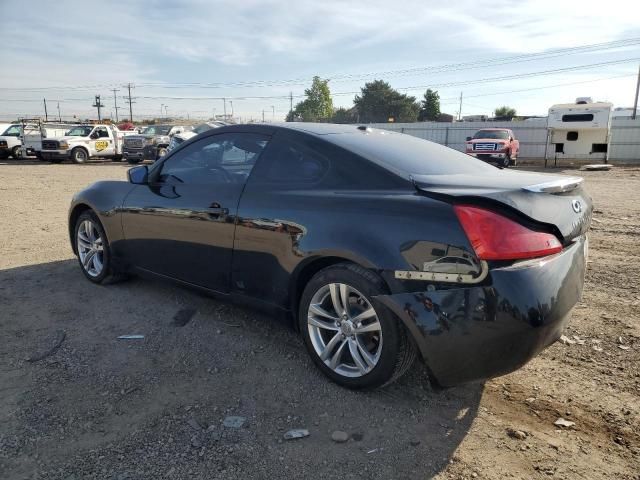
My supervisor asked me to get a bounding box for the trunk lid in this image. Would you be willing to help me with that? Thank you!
[413,170,592,242]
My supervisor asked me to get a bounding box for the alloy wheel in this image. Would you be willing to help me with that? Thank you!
[77,220,104,277]
[307,283,382,378]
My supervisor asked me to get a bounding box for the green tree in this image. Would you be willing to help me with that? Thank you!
[331,107,356,124]
[494,106,517,119]
[286,76,333,122]
[353,80,419,123]
[418,89,441,121]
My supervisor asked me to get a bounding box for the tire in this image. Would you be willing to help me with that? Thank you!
[501,154,510,168]
[74,211,126,284]
[127,158,142,164]
[298,263,416,390]
[35,152,44,161]
[71,147,89,164]
[156,147,167,159]
[11,146,22,159]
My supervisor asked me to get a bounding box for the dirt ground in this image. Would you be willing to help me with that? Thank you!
[0,159,638,480]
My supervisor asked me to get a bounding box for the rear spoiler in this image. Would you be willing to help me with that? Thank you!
[522,177,583,194]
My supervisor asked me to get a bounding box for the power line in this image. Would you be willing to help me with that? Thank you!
[1,37,639,93]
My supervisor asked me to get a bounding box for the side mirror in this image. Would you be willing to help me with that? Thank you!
[466,136,472,141]
[90,132,99,139]
[127,165,148,185]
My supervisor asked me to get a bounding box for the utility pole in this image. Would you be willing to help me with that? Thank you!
[43,98,48,121]
[229,100,233,119]
[92,95,105,121]
[262,109,265,122]
[633,64,640,120]
[57,102,61,122]
[223,98,227,119]
[289,91,293,119]
[126,83,134,122]
[271,105,275,121]
[458,91,463,121]
[111,88,120,123]
[161,104,164,118]
[164,105,168,118]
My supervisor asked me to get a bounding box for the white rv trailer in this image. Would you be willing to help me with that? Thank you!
[547,98,612,162]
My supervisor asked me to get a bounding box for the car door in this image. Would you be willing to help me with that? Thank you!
[92,126,115,157]
[120,132,269,292]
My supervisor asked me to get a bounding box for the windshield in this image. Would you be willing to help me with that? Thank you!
[472,130,509,140]
[142,125,172,135]
[65,126,94,137]
[2,125,22,136]
[193,123,214,134]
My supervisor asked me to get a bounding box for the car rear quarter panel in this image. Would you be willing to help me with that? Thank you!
[233,188,475,310]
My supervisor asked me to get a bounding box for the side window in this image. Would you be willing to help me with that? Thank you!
[250,132,404,189]
[95,127,109,138]
[253,137,329,183]
[156,133,268,185]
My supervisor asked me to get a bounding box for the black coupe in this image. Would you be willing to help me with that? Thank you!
[69,123,591,389]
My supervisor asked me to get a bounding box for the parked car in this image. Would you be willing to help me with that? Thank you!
[68,123,591,389]
[167,122,227,153]
[39,124,135,163]
[465,128,519,167]
[123,125,190,163]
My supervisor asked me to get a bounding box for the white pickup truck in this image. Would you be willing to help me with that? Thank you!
[0,123,47,159]
[39,124,136,164]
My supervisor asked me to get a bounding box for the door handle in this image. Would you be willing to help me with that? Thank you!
[207,202,228,217]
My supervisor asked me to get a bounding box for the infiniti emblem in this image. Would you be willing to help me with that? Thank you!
[572,199,582,213]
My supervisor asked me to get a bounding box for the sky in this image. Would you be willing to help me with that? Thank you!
[0,0,639,122]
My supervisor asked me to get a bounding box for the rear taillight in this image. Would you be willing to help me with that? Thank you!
[454,205,562,260]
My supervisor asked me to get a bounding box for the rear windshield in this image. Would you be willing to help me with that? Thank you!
[326,129,497,176]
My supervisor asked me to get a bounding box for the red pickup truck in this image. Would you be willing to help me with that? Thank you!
[465,128,519,167]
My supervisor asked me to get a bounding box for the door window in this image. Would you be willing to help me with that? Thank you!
[156,133,269,185]
[95,127,109,138]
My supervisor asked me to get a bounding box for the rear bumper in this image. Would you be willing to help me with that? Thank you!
[374,235,587,386]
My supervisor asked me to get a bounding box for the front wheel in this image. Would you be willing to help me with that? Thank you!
[74,211,126,284]
[11,146,22,159]
[71,147,89,164]
[299,263,416,390]
[156,147,167,159]
[501,154,511,168]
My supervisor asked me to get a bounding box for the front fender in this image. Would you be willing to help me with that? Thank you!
[69,181,136,255]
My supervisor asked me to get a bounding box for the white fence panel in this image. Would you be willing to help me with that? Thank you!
[366,118,640,163]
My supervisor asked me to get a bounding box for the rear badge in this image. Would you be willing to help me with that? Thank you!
[572,199,582,213]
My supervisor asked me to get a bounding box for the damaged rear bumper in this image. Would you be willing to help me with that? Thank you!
[374,235,587,387]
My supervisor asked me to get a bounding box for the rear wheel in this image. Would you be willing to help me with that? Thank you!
[71,147,88,164]
[299,263,416,389]
[11,146,21,159]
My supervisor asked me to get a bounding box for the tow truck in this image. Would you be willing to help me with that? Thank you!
[38,124,137,164]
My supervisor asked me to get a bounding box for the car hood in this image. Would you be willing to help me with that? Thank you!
[468,138,508,143]
[413,170,592,242]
